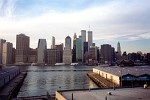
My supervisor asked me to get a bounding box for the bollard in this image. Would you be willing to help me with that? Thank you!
[72,93,73,100]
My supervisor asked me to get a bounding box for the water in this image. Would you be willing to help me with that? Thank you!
[17,65,98,97]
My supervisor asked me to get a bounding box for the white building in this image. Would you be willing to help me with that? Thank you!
[37,39,47,64]
[51,36,55,49]
[2,42,13,64]
[63,46,72,65]
[0,39,6,64]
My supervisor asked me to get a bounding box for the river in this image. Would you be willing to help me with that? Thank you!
[17,65,98,97]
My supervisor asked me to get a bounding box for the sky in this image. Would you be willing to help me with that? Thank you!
[0,0,150,53]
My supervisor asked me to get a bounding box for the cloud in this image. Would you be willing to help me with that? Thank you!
[0,0,150,51]
[0,0,18,18]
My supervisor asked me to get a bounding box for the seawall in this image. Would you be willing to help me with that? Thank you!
[0,72,27,100]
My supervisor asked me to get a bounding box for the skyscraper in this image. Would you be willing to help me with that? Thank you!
[0,39,6,64]
[55,44,63,63]
[63,46,72,65]
[117,41,121,55]
[72,33,77,62]
[51,36,55,49]
[81,30,86,62]
[83,42,88,63]
[76,36,82,62]
[88,31,93,51]
[16,34,30,63]
[65,36,71,48]
[37,39,47,64]
[2,42,13,65]
[117,41,121,60]
[101,44,112,64]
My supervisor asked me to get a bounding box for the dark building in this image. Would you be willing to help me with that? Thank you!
[111,47,115,63]
[16,34,30,64]
[55,44,63,63]
[47,49,57,65]
[147,53,150,64]
[72,33,77,62]
[28,48,37,63]
[83,42,88,63]
[100,44,112,64]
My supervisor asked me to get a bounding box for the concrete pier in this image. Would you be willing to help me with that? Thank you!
[0,72,27,100]
[87,72,119,88]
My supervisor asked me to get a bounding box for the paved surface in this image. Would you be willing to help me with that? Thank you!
[61,87,150,100]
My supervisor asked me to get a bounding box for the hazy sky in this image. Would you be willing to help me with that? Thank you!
[0,0,150,53]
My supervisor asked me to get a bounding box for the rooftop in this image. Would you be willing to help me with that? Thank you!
[94,65,150,76]
[59,87,150,100]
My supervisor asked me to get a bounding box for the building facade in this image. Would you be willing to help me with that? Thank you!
[37,39,47,64]
[65,36,71,49]
[55,44,63,63]
[16,34,30,64]
[63,46,72,65]
[72,33,77,62]
[47,49,57,65]
[51,36,55,49]
[100,44,112,64]
[0,39,6,64]
[28,48,37,63]
[81,30,86,62]
[76,37,82,62]
[2,42,13,65]
[88,31,93,51]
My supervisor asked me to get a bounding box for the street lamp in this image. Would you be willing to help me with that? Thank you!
[119,70,122,88]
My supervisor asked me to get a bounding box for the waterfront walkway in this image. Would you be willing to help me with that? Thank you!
[87,72,119,88]
[0,72,27,100]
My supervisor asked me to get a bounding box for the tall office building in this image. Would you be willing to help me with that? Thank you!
[0,39,6,64]
[55,44,63,63]
[2,42,13,64]
[72,33,77,62]
[89,46,97,60]
[28,48,37,63]
[117,41,121,55]
[51,36,55,49]
[63,46,72,65]
[65,36,71,48]
[101,44,112,64]
[47,49,57,65]
[37,39,47,64]
[83,42,88,63]
[16,34,30,63]
[81,30,86,62]
[76,36,82,62]
[81,30,86,42]
[88,31,93,51]
[117,41,121,60]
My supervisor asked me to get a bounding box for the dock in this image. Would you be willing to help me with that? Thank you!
[0,72,27,100]
[87,72,119,88]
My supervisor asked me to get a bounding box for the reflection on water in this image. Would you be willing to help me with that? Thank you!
[17,66,98,97]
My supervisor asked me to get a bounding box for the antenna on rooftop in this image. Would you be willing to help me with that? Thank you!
[89,25,90,31]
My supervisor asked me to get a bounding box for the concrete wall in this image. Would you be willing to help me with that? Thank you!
[93,68,120,85]
[55,91,67,100]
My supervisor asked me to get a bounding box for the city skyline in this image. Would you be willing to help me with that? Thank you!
[0,0,150,53]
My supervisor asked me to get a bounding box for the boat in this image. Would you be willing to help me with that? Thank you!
[55,63,65,66]
[70,63,79,66]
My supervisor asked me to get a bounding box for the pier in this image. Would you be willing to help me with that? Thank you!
[0,67,27,100]
[87,72,119,88]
